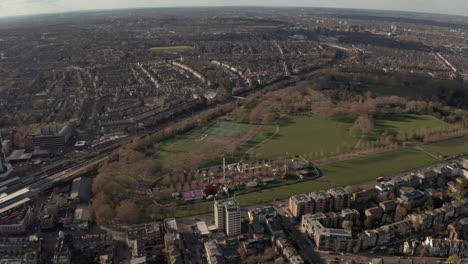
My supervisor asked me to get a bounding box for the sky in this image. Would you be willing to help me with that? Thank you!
[0,0,467,18]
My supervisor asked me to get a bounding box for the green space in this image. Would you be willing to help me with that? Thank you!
[149,46,194,52]
[421,135,468,158]
[253,115,358,159]
[163,147,439,218]
[236,148,438,206]
[152,127,223,167]
[375,114,449,134]
[152,120,254,168]
[205,121,249,137]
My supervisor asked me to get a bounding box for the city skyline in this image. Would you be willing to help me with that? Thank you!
[1,0,468,18]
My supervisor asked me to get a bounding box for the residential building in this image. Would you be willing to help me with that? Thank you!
[422,237,468,258]
[379,200,396,213]
[352,188,379,203]
[302,214,358,252]
[328,187,351,211]
[398,189,428,208]
[309,191,333,213]
[248,206,277,223]
[27,122,73,151]
[365,207,384,220]
[214,198,241,236]
[359,230,378,250]
[289,194,313,218]
[204,240,225,264]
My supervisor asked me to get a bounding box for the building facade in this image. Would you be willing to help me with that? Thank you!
[289,194,313,219]
[214,199,241,236]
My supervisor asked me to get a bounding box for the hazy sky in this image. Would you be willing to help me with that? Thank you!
[0,0,467,18]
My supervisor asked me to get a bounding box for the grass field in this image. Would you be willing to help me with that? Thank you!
[375,114,449,134]
[163,147,439,217]
[253,115,358,159]
[204,121,249,137]
[149,46,194,52]
[421,135,468,157]
[153,121,252,167]
[153,127,225,167]
[235,148,438,206]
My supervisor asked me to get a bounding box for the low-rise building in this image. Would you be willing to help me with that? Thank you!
[379,200,396,213]
[302,214,358,252]
[352,188,379,203]
[398,189,428,208]
[365,207,384,220]
[69,177,92,202]
[204,240,225,264]
[422,237,468,258]
[248,206,277,223]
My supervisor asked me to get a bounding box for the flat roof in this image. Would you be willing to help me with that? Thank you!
[291,194,311,203]
[196,221,210,235]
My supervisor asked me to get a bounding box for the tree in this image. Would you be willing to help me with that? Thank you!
[351,115,374,136]
[115,199,140,224]
[344,185,354,194]
[447,255,460,263]
[91,193,116,225]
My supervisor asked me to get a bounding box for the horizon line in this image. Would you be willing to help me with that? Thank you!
[0,5,466,20]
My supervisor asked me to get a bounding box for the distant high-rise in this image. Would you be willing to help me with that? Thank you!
[214,198,241,236]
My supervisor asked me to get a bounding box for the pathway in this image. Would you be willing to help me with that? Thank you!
[239,118,281,163]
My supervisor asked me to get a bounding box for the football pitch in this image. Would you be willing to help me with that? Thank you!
[204,121,249,137]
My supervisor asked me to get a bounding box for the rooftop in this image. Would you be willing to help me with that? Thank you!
[291,194,311,203]
[309,191,332,200]
[328,187,350,197]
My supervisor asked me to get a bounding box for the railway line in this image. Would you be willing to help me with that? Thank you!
[0,155,109,214]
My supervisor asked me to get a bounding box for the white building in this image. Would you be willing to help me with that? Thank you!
[214,199,241,236]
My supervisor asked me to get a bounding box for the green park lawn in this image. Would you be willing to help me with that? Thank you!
[235,148,438,206]
[153,127,223,167]
[253,115,358,159]
[163,147,439,218]
[153,121,252,168]
[149,46,194,52]
[421,135,468,157]
[375,114,448,134]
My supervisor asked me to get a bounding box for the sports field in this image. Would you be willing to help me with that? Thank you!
[375,114,448,134]
[153,121,252,167]
[153,127,224,167]
[421,135,468,157]
[253,115,358,159]
[149,46,194,52]
[204,121,249,137]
